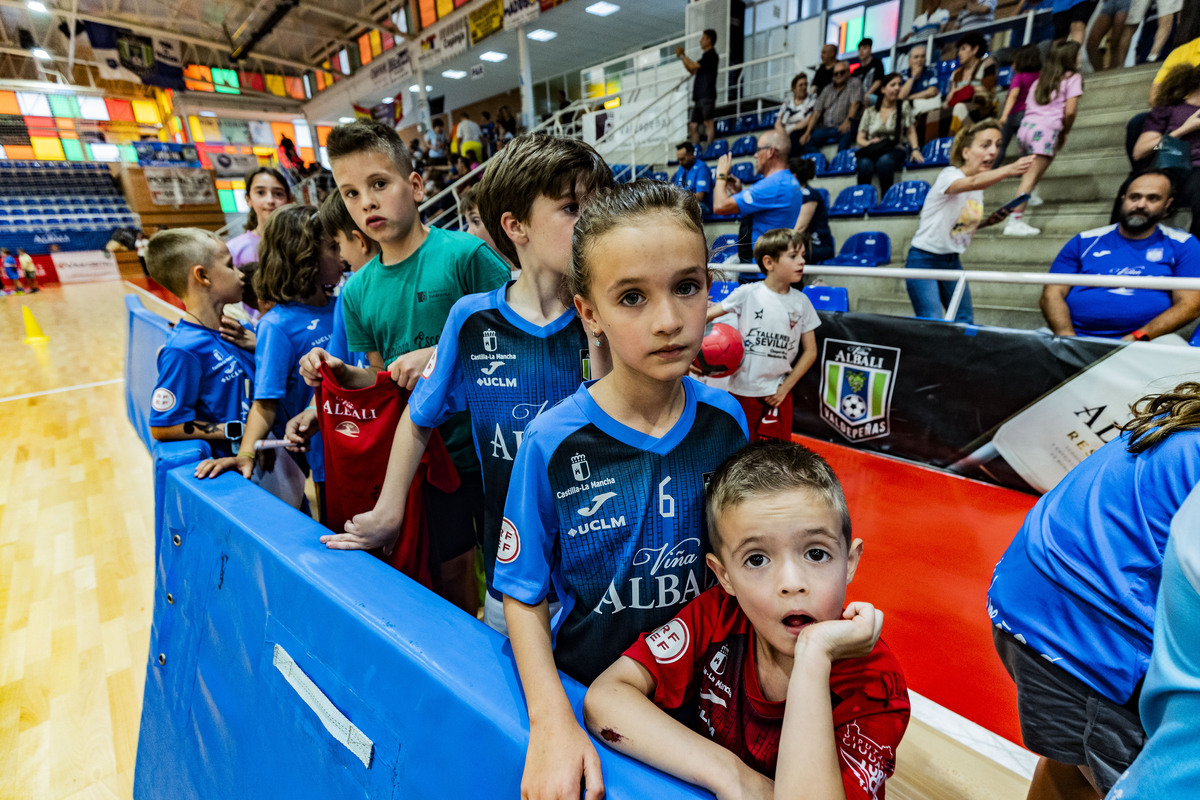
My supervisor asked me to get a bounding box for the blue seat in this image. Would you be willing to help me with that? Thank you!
[709,280,738,303]
[731,135,758,157]
[730,162,758,184]
[997,65,1013,88]
[822,231,890,266]
[803,285,849,312]
[715,118,733,135]
[650,171,669,183]
[801,153,828,174]
[702,139,729,160]
[873,180,930,215]
[824,148,857,176]
[735,114,758,133]
[828,185,878,218]
[916,136,953,167]
[758,109,778,129]
[610,163,629,182]
[710,234,740,264]
[814,187,831,210]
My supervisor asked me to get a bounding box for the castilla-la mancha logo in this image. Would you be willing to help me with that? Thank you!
[818,339,900,443]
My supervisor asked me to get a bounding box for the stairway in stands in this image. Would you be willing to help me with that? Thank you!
[635,62,1165,329]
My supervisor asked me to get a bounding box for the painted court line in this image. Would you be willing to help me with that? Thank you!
[0,378,125,405]
[909,690,1038,779]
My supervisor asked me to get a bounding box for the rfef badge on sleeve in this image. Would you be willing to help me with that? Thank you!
[819,339,900,443]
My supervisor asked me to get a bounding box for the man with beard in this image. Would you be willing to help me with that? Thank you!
[1040,171,1200,341]
[670,141,713,211]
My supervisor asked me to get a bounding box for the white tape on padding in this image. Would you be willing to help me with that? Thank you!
[273,643,374,768]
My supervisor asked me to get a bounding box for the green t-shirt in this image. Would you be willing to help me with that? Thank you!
[342,225,510,472]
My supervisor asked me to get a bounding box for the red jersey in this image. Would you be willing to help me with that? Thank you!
[624,587,910,799]
[318,365,459,589]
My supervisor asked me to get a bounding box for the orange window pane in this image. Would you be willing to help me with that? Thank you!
[5,145,35,159]
[30,137,66,160]
[269,122,295,148]
[359,33,373,66]
[216,179,232,190]
[56,118,75,130]
[105,98,135,121]
[419,0,436,27]
[316,126,331,146]
[184,64,214,92]
[316,72,326,91]
[298,147,314,164]
[0,91,19,115]
[286,77,305,100]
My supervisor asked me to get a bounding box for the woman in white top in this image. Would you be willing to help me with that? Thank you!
[775,72,817,156]
[855,73,924,193]
[904,119,1032,323]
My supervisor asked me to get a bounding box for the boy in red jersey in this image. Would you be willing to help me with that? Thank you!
[584,440,910,799]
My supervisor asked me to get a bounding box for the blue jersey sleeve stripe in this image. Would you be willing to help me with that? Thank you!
[408,295,486,428]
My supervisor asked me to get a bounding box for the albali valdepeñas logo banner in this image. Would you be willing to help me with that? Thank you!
[818,339,900,443]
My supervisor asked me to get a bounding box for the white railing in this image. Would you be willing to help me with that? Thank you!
[714,264,1200,325]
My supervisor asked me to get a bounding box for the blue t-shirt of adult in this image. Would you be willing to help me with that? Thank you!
[988,429,1200,704]
[672,161,713,197]
[1050,224,1200,338]
[800,184,832,248]
[732,168,805,246]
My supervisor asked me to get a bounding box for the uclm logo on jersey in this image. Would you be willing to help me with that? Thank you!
[482,328,498,353]
[571,453,590,482]
[334,421,360,438]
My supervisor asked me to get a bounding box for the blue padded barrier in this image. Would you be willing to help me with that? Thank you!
[134,468,711,800]
[124,294,174,453]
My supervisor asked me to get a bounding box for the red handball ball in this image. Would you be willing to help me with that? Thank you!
[693,322,744,378]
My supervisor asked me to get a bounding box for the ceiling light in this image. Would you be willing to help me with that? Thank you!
[441,69,467,79]
[31,48,50,59]
[479,51,508,62]
[585,2,619,16]
[382,96,394,103]
[338,116,354,123]
[198,111,217,117]
[527,29,557,41]
[27,1,48,12]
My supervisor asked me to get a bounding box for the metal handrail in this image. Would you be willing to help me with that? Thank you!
[714,264,1200,324]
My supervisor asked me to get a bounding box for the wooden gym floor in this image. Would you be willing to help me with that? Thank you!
[0,280,1030,799]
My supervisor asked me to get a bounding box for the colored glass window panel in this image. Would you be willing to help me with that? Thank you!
[286,77,305,100]
[437,0,453,16]
[17,92,51,117]
[419,0,436,28]
[5,145,35,159]
[30,137,65,160]
[381,31,394,51]
[337,50,350,75]
[185,64,215,91]
[292,124,312,149]
[78,96,109,120]
[370,30,382,57]
[251,145,275,157]
[298,146,314,165]
[61,138,85,161]
[56,118,75,130]
[359,34,373,66]
[316,71,326,91]
[219,119,251,144]
[132,100,160,125]
[319,146,330,169]
[211,68,240,94]
[316,125,332,147]
[188,115,206,143]
[215,179,232,190]
[120,143,138,162]
[48,94,80,118]
[106,98,135,122]
[269,122,295,149]
[0,92,19,115]
[218,188,239,213]
[265,74,287,96]
[0,145,6,158]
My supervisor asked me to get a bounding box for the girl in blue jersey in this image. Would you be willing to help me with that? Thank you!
[494,181,749,800]
[197,205,342,487]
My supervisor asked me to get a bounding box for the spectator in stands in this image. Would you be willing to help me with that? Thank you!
[988,381,1200,799]
[900,44,945,146]
[135,230,150,275]
[775,72,818,155]
[671,141,713,211]
[789,158,835,264]
[226,167,292,269]
[1129,0,1183,62]
[942,32,998,135]
[905,120,1033,323]
[1040,171,1200,340]
[1133,64,1200,239]
[855,37,887,100]
[456,112,483,164]
[956,0,998,30]
[496,105,519,142]
[856,73,924,194]
[812,44,839,95]
[1087,0,1132,70]
[799,61,864,152]
[903,0,950,41]
[1005,40,1084,237]
[713,131,805,250]
[480,111,497,157]
[409,138,426,173]
[1053,0,1097,44]
[425,118,449,167]
[677,28,720,147]
[997,44,1043,163]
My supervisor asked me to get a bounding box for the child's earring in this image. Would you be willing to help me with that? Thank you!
[592,330,602,346]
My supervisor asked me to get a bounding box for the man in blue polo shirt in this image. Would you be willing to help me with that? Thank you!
[671,141,713,212]
[1040,172,1200,341]
[711,130,804,248]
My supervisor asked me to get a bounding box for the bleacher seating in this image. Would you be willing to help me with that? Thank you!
[803,285,850,312]
[715,118,733,136]
[822,231,891,266]
[735,114,758,133]
[823,148,857,176]
[730,162,758,184]
[731,135,758,157]
[702,139,729,160]
[801,153,828,174]
[710,233,740,263]
[829,185,878,218]
[650,171,669,182]
[709,280,738,303]
[758,109,778,129]
[913,136,953,168]
[997,65,1013,88]
[0,161,137,254]
[873,180,931,216]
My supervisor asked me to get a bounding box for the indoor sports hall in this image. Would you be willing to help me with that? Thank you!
[2,0,1198,798]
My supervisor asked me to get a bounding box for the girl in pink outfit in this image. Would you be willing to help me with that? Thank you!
[225,167,293,266]
[997,44,1042,164]
[1005,41,1084,237]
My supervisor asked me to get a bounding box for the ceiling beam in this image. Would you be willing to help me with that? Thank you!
[296,1,398,37]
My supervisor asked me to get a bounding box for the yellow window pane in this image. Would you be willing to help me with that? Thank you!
[30,137,66,160]
[133,100,160,125]
[188,115,206,143]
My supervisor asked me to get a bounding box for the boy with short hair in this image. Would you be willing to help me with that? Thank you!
[459,185,514,272]
[146,228,256,457]
[707,228,821,441]
[584,440,910,800]
[300,119,510,615]
[328,132,613,631]
[16,248,38,293]
[2,248,24,295]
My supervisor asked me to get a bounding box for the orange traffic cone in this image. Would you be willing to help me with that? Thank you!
[22,305,49,344]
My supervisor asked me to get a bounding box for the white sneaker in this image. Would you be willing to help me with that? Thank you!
[1003,218,1041,236]
[1027,192,1044,207]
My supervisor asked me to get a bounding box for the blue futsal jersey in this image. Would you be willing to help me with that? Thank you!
[408,283,591,593]
[255,301,336,478]
[493,377,748,685]
[327,294,368,370]
[150,320,255,457]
